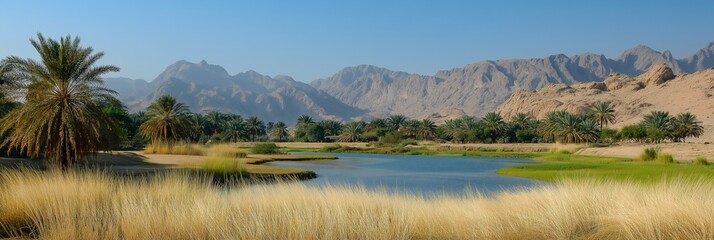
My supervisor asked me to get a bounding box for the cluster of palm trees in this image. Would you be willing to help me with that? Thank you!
[337,116,438,142]
[621,111,704,143]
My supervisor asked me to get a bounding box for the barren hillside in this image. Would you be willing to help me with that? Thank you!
[497,64,714,143]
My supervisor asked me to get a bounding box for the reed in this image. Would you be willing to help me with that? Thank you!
[1,169,713,239]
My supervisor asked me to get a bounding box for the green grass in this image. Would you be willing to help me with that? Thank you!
[498,153,714,182]
[292,145,714,183]
[201,157,246,175]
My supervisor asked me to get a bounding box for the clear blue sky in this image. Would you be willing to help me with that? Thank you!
[2,0,713,82]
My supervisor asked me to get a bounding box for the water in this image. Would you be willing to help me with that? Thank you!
[265,152,541,196]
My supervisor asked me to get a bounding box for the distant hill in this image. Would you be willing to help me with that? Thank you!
[311,41,714,118]
[497,64,714,143]
[107,60,367,124]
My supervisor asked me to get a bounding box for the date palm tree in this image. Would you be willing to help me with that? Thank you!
[340,121,366,142]
[223,117,247,142]
[592,101,616,128]
[318,120,343,136]
[416,119,437,140]
[642,111,671,133]
[0,33,120,169]
[443,119,465,143]
[671,112,704,142]
[387,115,407,131]
[140,95,192,145]
[296,114,314,129]
[245,116,265,142]
[270,121,289,141]
[510,112,532,129]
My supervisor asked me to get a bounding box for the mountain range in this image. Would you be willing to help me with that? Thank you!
[106,41,714,124]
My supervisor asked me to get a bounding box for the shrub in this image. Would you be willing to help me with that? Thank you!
[379,131,401,146]
[202,157,246,175]
[206,144,247,158]
[621,124,647,142]
[599,128,619,144]
[252,143,280,154]
[657,153,674,164]
[646,128,665,143]
[639,147,659,162]
[694,156,709,165]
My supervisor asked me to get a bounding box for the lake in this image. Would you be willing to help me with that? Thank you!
[265,152,541,196]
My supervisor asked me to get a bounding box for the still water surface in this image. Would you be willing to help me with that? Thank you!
[265,153,541,195]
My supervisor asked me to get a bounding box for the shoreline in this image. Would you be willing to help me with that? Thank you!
[281,142,714,182]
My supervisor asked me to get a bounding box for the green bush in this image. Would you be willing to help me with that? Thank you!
[251,143,280,154]
[599,128,619,144]
[657,153,674,164]
[379,131,401,145]
[694,156,709,165]
[639,147,659,161]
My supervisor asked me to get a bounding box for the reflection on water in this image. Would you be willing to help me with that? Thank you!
[265,152,541,196]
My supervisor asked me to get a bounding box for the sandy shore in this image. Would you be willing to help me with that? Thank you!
[578,143,714,162]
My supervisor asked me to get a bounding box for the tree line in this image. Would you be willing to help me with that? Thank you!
[136,96,705,146]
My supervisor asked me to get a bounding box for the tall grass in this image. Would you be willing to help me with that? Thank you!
[206,144,247,158]
[143,143,247,158]
[2,169,714,239]
[143,142,204,155]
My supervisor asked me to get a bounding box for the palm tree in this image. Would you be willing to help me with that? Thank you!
[482,112,504,130]
[140,95,192,145]
[482,112,504,141]
[443,119,465,143]
[367,118,389,131]
[319,120,343,136]
[245,116,265,142]
[387,115,407,131]
[671,112,704,142]
[270,121,289,141]
[0,34,120,169]
[400,120,421,139]
[416,119,437,140]
[296,114,314,129]
[187,113,206,142]
[591,101,616,128]
[510,112,531,129]
[340,121,366,142]
[224,117,246,142]
[642,111,671,133]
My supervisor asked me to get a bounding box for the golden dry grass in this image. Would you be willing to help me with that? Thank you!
[1,169,714,239]
[143,143,248,158]
[143,142,205,155]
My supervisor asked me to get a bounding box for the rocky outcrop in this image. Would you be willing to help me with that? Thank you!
[420,108,467,124]
[635,63,675,87]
